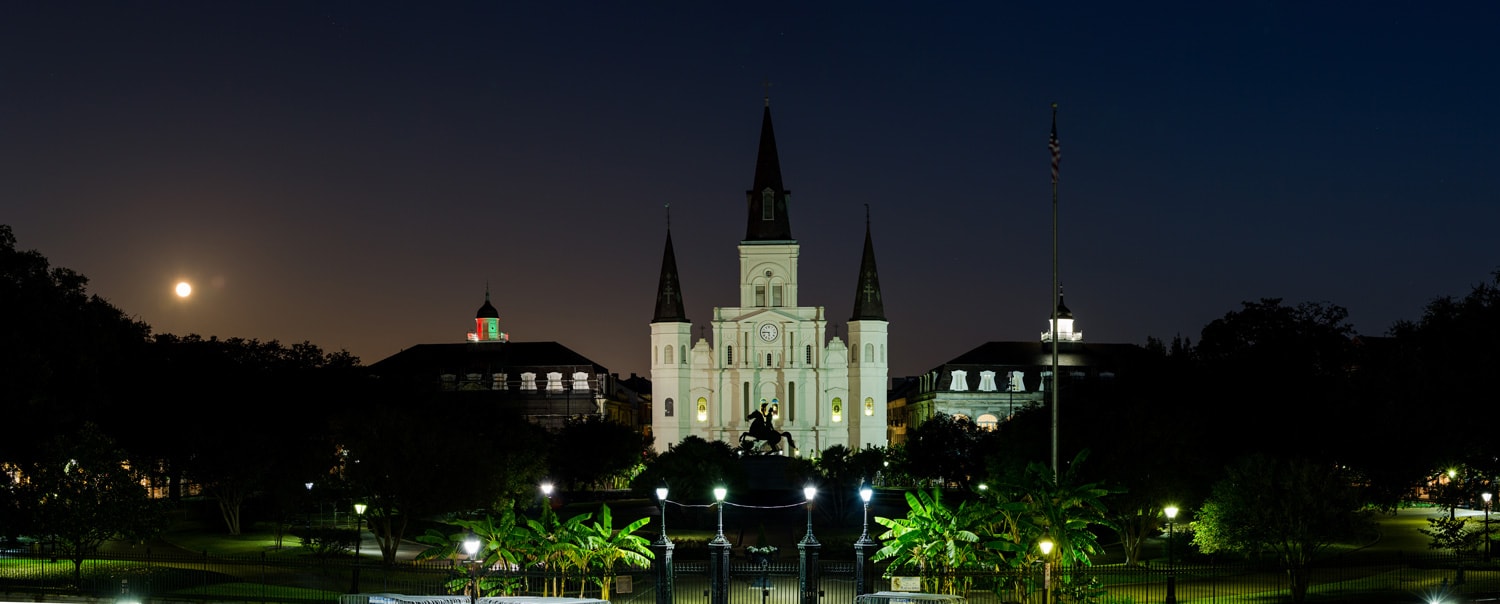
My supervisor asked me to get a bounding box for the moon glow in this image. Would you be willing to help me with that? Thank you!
[175,282,192,298]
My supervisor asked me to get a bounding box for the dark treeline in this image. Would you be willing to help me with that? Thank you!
[4,222,1499,562]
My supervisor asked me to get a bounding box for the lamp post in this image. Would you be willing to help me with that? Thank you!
[709,486,730,604]
[1485,492,1493,562]
[854,482,875,596]
[1164,505,1178,604]
[798,485,821,604]
[1039,538,1054,604]
[541,481,554,510]
[350,502,367,593]
[653,484,674,604]
[463,530,482,604]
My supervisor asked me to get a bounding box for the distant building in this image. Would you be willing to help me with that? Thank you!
[887,291,1147,444]
[370,291,647,432]
[649,98,889,455]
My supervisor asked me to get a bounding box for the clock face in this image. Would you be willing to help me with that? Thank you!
[759,323,779,342]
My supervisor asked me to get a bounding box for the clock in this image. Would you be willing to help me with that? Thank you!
[758,323,779,342]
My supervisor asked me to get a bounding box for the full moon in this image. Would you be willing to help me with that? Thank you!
[175,282,192,298]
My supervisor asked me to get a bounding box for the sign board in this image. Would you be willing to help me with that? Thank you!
[891,576,922,592]
[615,575,633,593]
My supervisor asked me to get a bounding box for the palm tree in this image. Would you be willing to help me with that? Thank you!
[569,503,654,600]
[872,489,986,594]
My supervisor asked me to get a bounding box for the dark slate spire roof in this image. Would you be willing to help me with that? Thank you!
[851,217,886,321]
[744,102,794,241]
[652,230,689,323]
[476,286,499,319]
[1055,286,1074,320]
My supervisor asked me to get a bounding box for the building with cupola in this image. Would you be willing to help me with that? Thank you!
[886,289,1148,444]
[370,290,647,432]
[649,99,889,455]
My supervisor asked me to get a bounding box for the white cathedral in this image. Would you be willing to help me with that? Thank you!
[649,100,889,456]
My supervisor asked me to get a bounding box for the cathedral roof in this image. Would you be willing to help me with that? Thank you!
[744,102,794,242]
[652,229,689,323]
[850,220,886,321]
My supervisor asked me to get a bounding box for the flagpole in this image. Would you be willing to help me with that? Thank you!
[1049,103,1060,481]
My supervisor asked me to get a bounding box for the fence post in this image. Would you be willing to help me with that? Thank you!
[652,536,674,604]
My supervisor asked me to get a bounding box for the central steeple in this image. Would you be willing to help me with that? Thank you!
[744,99,794,242]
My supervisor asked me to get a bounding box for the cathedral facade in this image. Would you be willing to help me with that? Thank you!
[649,102,888,456]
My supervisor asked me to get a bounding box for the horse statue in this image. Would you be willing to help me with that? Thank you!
[738,403,796,456]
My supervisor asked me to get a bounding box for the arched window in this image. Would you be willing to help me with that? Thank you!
[696,397,709,422]
[977,414,999,431]
[831,397,843,423]
[805,345,813,364]
[664,345,674,365]
[864,397,875,416]
[766,353,772,367]
[664,398,675,417]
[726,345,733,366]
[865,343,875,363]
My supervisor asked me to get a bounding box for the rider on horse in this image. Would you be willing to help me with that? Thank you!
[745,402,796,454]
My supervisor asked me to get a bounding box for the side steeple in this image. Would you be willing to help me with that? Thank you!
[652,229,689,323]
[744,98,794,242]
[851,211,885,321]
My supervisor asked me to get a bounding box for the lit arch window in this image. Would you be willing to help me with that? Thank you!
[864,397,875,416]
[696,397,708,422]
[977,414,999,431]
[831,397,843,423]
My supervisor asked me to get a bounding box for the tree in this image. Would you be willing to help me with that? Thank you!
[551,415,647,491]
[1190,454,1376,603]
[17,423,168,584]
[0,225,151,464]
[630,436,747,507]
[901,413,985,489]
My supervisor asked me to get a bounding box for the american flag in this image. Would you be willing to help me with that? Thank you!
[1049,105,1060,186]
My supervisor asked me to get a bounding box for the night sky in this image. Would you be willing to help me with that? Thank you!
[5,2,1498,380]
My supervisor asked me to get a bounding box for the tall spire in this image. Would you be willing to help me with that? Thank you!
[652,228,689,323]
[744,101,794,241]
[850,207,885,321]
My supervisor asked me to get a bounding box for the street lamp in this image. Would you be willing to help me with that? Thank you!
[854,482,875,596]
[462,530,482,603]
[350,502,367,593]
[1164,505,1179,604]
[1039,538,1055,604]
[1484,492,1493,562]
[709,486,730,604]
[799,485,821,604]
[653,484,674,604]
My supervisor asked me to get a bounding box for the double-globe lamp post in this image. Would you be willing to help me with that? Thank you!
[350,502,367,593]
[653,485,674,604]
[1164,505,1179,604]
[854,482,876,596]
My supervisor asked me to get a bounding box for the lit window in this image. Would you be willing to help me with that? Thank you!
[949,370,969,392]
[697,397,709,422]
[832,397,843,423]
[864,397,875,416]
[572,371,590,391]
[977,414,999,431]
[521,372,537,391]
[978,371,998,392]
[493,373,507,390]
[1008,371,1026,392]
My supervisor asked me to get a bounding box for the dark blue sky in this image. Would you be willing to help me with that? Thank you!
[5,2,1497,379]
